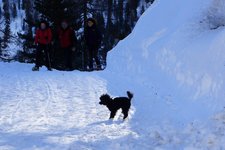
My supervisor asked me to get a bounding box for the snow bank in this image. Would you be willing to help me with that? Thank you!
[106,0,225,114]
[102,0,225,148]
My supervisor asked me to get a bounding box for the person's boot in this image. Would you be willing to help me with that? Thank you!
[32,66,39,71]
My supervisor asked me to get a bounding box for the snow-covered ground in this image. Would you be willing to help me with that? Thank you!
[0,63,137,150]
[1,0,225,149]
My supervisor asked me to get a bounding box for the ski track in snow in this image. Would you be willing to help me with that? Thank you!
[0,70,136,150]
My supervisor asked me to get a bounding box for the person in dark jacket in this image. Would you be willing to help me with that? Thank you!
[58,20,77,71]
[32,20,52,71]
[84,18,102,71]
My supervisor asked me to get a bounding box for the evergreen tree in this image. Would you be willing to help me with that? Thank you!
[2,0,11,49]
[107,0,113,32]
[12,3,18,19]
[24,0,34,45]
[22,0,26,10]
[141,5,145,15]
[128,0,139,27]
[104,0,114,51]
[34,0,77,28]
[0,4,2,18]
[33,0,82,69]
[16,0,154,70]
[18,0,21,10]
[0,21,2,56]
[0,37,2,56]
[146,0,154,4]
[17,0,37,63]
[117,0,124,34]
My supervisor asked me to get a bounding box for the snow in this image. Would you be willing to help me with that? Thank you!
[0,62,136,150]
[1,0,25,56]
[8,1,25,56]
[1,0,225,149]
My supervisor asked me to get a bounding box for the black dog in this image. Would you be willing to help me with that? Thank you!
[99,91,133,120]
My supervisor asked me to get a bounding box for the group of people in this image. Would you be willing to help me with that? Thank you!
[32,18,102,71]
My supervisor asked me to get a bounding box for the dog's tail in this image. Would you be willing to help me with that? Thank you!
[127,91,133,100]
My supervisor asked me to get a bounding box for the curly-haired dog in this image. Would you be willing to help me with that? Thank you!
[99,91,133,120]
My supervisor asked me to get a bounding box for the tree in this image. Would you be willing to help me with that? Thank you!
[17,0,154,70]
[146,0,155,3]
[2,0,11,49]
[12,3,18,19]
[34,0,78,28]
[0,4,2,18]
[0,21,2,56]
[104,0,114,51]
[117,0,124,35]
[33,0,85,70]
[18,0,21,10]
[128,0,139,27]
[107,0,113,30]
[0,39,1,55]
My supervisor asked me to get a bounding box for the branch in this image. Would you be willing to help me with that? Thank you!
[0,55,14,62]
[0,29,18,40]
[0,19,3,25]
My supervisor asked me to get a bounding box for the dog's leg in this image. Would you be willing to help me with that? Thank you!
[122,109,129,120]
[109,111,117,119]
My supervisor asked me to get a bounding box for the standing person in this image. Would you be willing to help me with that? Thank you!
[58,20,77,71]
[84,18,102,71]
[32,20,52,71]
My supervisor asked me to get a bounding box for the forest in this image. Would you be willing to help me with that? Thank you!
[0,0,154,70]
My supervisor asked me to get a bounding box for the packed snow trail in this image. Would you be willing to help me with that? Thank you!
[0,63,136,150]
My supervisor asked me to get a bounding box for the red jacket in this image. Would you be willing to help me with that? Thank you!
[58,27,76,48]
[35,28,52,45]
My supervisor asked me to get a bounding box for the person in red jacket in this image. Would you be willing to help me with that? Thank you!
[58,20,77,71]
[32,20,52,71]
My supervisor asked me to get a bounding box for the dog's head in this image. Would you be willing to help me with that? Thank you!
[99,94,111,105]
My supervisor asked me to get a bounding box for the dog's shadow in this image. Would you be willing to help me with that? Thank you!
[88,119,125,127]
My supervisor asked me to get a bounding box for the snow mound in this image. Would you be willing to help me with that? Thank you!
[103,0,225,148]
[107,0,225,114]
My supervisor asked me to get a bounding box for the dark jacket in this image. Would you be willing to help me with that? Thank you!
[58,27,77,48]
[84,23,102,48]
